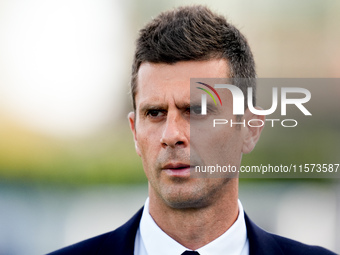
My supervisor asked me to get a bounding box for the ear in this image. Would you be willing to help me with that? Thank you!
[242,108,265,154]
[128,111,141,157]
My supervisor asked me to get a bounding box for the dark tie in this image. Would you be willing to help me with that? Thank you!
[181,251,200,255]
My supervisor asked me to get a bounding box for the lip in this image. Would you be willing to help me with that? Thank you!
[162,163,193,177]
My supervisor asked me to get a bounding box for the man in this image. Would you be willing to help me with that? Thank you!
[48,5,336,255]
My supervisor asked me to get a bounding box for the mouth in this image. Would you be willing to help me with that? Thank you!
[162,163,193,177]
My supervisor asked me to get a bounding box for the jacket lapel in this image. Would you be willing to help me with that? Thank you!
[96,208,286,255]
[245,213,285,255]
[97,207,144,255]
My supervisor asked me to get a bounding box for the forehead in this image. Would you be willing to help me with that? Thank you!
[135,59,230,108]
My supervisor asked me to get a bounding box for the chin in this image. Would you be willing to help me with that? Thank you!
[163,190,210,209]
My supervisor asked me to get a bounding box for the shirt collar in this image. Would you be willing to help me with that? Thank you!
[139,197,248,255]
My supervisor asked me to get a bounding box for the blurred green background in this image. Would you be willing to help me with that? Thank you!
[0,0,339,185]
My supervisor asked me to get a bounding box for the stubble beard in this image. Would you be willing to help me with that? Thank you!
[153,176,232,210]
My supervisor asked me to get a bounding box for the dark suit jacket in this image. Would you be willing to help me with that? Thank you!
[47,208,336,255]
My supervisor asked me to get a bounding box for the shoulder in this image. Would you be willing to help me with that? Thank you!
[46,207,143,255]
[244,213,336,255]
[46,231,114,255]
[271,233,337,255]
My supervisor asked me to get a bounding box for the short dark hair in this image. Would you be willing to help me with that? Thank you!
[131,5,256,110]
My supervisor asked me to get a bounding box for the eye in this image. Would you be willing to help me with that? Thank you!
[146,110,165,118]
[190,105,202,115]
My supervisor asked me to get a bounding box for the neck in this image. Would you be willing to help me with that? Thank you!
[148,179,239,250]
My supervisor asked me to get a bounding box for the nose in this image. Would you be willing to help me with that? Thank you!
[160,112,189,148]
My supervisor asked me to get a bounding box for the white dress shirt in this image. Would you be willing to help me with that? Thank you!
[134,198,249,255]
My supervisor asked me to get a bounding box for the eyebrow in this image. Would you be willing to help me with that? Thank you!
[139,103,167,114]
[175,102,191,110]
[139,102,192,113]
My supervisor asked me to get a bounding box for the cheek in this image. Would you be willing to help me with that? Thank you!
[138,136,152,157]
[195,127,243,164]
[138,132,160,164]
[212,130,238,155]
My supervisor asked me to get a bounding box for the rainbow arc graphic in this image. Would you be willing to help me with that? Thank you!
[196,82,222,106]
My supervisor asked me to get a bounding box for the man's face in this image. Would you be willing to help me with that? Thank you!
[129,59,259,209]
